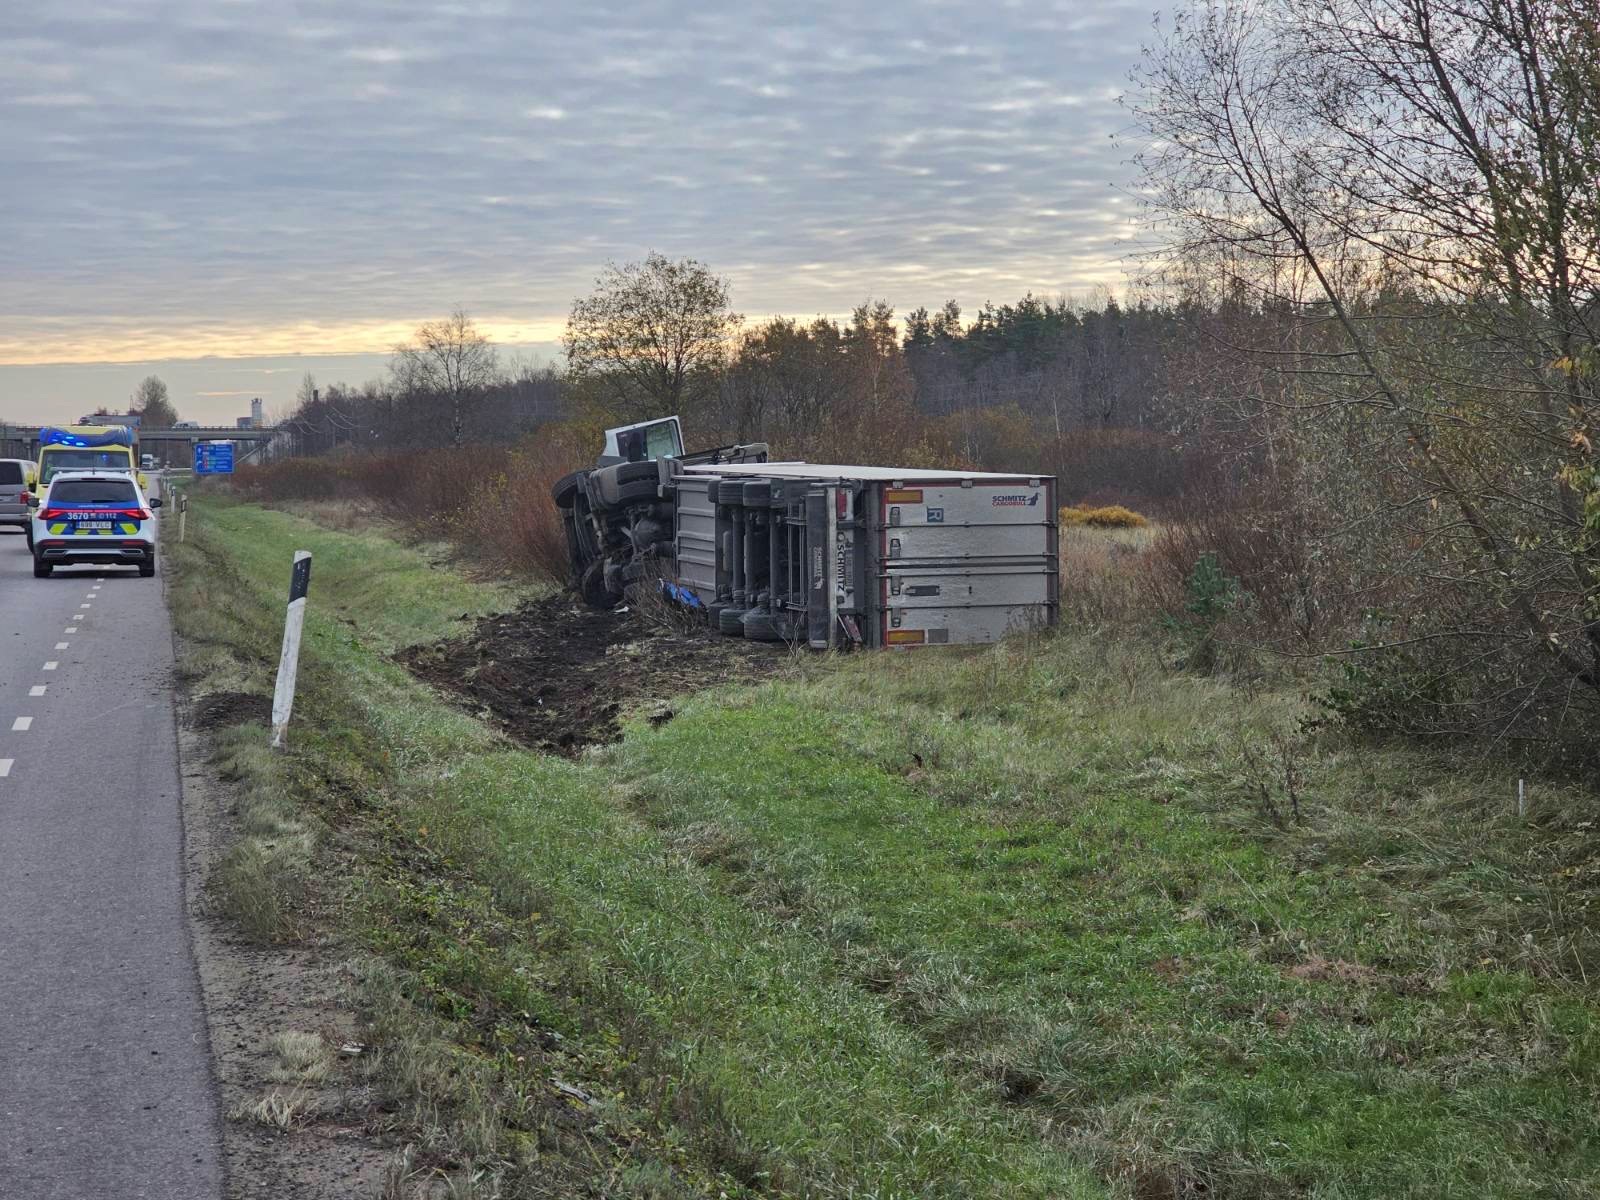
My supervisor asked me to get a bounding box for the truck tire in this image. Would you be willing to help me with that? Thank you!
[716,479,747,506]
[741,610,783,642]
[551,469,585,509]
[717,606,747,636]
[742,481,775,506]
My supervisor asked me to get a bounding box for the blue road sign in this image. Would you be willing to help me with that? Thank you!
[194,441,235,474]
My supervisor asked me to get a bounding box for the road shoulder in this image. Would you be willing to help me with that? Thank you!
[171,603,390,1196]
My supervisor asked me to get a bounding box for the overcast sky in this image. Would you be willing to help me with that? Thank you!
[0,0,1156,424]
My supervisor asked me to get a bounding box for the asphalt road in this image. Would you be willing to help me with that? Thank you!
[0,488,223,1198]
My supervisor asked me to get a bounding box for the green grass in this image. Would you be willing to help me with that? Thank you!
[601,644,1600,1196]
[166,493,1600,1199]
[182,494,529,652]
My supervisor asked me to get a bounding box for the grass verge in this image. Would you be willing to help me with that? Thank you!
[168,493,1600,1199]
[165,495,1100,1198]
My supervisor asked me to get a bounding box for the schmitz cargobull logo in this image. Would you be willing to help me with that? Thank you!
[990,493,1040,507]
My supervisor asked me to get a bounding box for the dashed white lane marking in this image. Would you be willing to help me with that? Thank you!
[0,759,12,778]
[29,686,46,697]
[79,603,91,609]
[55,642,69,650]
[64,627,77,633]
[12,718,32,732]
[42,662,58,671]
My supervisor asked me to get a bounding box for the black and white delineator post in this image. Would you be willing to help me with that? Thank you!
[270,550,313,749]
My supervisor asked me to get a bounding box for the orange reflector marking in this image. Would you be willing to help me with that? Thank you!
[883,489,923,504]
[885,629,927,645]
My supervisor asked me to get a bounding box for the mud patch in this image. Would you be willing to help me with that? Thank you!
[398,593,785,754]
[1286,955,1379,985]
[193,690,273,730]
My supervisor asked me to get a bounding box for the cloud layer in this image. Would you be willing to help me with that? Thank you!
[0,0,1149,370]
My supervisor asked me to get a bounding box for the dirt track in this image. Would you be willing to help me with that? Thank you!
[399,593,784,754]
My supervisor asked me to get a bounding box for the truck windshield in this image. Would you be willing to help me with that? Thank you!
[50,479,138,505]
[42,450,131,482]
[645,422,680,459]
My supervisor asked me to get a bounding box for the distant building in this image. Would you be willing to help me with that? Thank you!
[251,397,264,426]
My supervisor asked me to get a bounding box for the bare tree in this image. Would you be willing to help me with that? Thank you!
[564,253,741,424]
[131,375,179,428]
[1132,0,1600,747]
[390,310,500,446]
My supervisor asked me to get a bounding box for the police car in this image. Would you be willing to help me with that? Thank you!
[29,470,162,578]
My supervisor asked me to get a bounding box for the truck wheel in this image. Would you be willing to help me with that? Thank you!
[716,480,747,505]
[717,606,747,637]
[551,470,585,509]
[742,481,776,507]
[32,557,51,578]
[741,610,783,642]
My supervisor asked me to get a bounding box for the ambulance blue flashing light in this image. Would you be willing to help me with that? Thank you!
[40,425,136,449]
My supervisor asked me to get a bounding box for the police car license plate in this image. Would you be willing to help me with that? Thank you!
[77,520,114,530]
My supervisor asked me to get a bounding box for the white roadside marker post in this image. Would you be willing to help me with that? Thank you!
[178,492,189,543]
[270,551,313,749]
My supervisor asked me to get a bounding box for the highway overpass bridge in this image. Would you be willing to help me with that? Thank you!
[0,423,281,465]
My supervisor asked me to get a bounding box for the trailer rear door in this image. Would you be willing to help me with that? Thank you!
[874,478,1057,646]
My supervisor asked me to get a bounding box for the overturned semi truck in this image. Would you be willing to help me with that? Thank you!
[552,416,1059,649]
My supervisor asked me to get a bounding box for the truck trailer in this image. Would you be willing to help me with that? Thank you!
[553,417,1058,649]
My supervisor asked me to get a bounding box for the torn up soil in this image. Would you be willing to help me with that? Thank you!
[398,592,785,754]
[192,690,273,730]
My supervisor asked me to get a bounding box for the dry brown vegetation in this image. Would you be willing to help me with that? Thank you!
[234,426,588,582]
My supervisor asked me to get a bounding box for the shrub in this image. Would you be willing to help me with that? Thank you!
[236,425,588,584]
[1165,551,1245,673]
[455,430,586,580]
[1059,504,1150,529]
